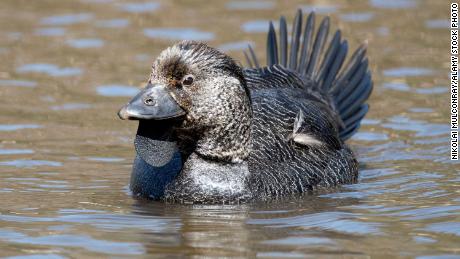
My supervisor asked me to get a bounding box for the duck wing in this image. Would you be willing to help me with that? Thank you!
[243,10,372,141]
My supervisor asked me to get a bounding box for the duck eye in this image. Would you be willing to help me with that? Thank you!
[182,75,194,86]
[144,97,155,106]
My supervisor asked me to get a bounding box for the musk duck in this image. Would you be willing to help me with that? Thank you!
[118,10,373,203]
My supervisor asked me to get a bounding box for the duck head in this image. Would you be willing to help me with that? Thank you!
[119,41,252,163]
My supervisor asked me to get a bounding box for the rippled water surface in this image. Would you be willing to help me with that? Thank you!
[0,0,457,258]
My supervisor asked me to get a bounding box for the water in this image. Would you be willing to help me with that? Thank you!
[66,38,105,49]
[143,28,215,41]
[0,0,456,257]
[96,85,139,97]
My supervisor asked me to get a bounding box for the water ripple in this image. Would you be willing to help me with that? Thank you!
[383,67,435,77]
[424,222,460,236]
[119,2,160,13]
[40,13,93,26]
[415,86,448,95]
[34,27,66,36]
[248,212,382,235]
[262,236,335,246]
[370,0,417,9]
[17,63,82,77]
[95,19,129,28]
[0,79,37,88]
[50,103,92,111]
[425,19,450,29]
[96,85,139,97]
[389,206,460,221]
[299,4,339,14]
[382,82,410,92]
[0,124,42,131]
[66,38,104,48]
[226,1,275,10]
[382,116,448,137]
[339,12,374,22]
[218,41,254,52]
[0,149,34,155]
[86,157,125,163]
[352,131,389,141]
[144,28,215,41]
[0,160,62,168]
[0,210,180,232]
[241,20,275,33]
[0,229,145,255]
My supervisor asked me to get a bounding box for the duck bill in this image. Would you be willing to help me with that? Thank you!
[118,83,185,120]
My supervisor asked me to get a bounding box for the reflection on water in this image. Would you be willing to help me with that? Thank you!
[300,4,339,14]
[241,20,276,33]
[86,157,125,162]
[0,160,62,168]
[143,28,215,41]
[218,41,255,51]
[383,67,436,77]
[248,211,383,234]
[382,116,447,137]
[17,63,82,77]
[34,27,66,36]
[225,1,275,10]
[0,229,145,255]
[0,79,37,88]
[0,124,42,131]
[416,86,448,94]
[0,149,34,155]
[95,19,130,28]
[370,0,417,9]
[96,85,139,97]
[67,38,104,49]
[383,81,411,92]
[425,19,450,29]
[50,103,92,111]
[0,0,457,258]
[119,2,160,13]
[40,13,93,26]
[339,12,374,22]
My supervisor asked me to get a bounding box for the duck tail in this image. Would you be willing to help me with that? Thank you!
[244,9,373,141]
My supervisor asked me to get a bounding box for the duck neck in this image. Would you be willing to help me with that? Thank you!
[196,114,252,163]
[180,97,252,164]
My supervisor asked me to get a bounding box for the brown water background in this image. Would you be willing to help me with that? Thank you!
[0,0,458,258]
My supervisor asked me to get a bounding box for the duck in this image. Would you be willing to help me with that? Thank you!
[118,10,373,203]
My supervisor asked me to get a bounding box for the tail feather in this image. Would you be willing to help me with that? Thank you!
[316,32,347,91]
[243,51,253,68]
[267,21,278,66]
[298,12,315,74]
[332,43,367,95]
[339,73,373,118]
[316,30,341,82]
[247,45,260,68]
[339,122,361,141]
[344,104,368,130]
[336,59,368,103]
[289,10,303,70]
[324,41,348,91]
[305,17,329,77]
[279,16,288,67]
[244,10,373,141]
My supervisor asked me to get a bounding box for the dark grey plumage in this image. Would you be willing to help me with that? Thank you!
[245,10,372,142]
[244,67,357,200]
[122,10,373,203]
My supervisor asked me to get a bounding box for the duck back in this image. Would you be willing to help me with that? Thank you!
[240,10,372,199]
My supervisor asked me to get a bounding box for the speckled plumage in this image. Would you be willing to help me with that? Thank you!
[245,67,359,201]
[124,10,372,203]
